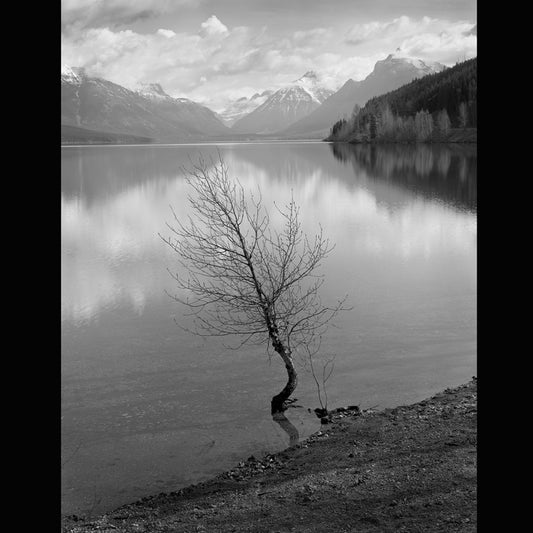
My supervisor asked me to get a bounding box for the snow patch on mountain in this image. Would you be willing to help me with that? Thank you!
[378,51,447,75]
[289,71,334,103]
[230,71,335,133]
[61,64,84,85]
[135,82,172,100]
[219,90,274,126]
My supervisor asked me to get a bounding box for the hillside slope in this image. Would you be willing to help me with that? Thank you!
[61,66,230,142]
[61,125,154,144]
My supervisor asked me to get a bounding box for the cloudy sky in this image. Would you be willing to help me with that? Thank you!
[61,0,477,111]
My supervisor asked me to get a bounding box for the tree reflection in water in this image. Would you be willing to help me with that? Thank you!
[329,142,477,212]
[272,411,299,447]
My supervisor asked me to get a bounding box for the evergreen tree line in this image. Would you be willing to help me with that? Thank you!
[328,57,477,142]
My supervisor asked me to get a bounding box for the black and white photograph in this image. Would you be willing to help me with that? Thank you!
[61,1,477,531]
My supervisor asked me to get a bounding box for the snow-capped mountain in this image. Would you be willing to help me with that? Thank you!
[61,64,84,85]
[218,90,274,127]
[231,71,335,134]
[292,71,334,103]
[135,82,174,100]
[61,53,447,142]
[61,66,230,142]
[368,52,446,81]
[282,53,447,138]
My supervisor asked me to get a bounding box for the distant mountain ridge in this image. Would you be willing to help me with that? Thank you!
[282,53,446,138]
[231,71,335,134]
[61,54,450,143]
[219,90,274,126]
[61,65,230,142]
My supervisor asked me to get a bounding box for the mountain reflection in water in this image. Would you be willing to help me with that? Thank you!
[330,143,476,212]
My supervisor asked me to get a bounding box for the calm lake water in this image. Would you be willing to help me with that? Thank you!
[61,141,477,516]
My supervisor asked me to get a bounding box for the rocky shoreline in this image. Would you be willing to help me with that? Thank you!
[62,378,477,532]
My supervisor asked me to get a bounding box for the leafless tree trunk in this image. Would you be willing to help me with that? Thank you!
[161,156,347,413]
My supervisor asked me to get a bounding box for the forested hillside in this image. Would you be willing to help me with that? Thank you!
[327,58,476,143]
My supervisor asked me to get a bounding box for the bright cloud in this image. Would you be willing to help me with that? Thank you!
[200,15,229,36]
[345,16,477,64]
[61,13,476,111]
[157,28,176,38]
[400,31,477,64]
[346,15,416,45]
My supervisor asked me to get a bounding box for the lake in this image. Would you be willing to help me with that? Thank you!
[61,141,477,516]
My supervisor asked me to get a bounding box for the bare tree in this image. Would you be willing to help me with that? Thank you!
[161,156,347,413]
[305,345,335,415]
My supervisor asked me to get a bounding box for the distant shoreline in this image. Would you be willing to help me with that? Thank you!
[60,137,476,147]
[326,127,477,145]
[60,139,328,147]
[61,123,327,146]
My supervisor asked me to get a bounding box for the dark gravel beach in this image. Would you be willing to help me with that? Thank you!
[63,378,477,533]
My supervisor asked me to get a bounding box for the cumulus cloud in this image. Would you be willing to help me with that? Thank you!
[200,15,229,37]
[345,15,414,45]
[400,30,476,64]
[62,17,291,107]
[345,16,476,65]
[61,12,476,111]
[157,28,176,38]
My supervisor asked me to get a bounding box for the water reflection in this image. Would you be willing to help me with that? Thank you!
[272,412,300,447]
[330,143,477,212]
[61,142,476,515]
[61,146,184,206]
[61,144,476,325]
[61,177,191,325]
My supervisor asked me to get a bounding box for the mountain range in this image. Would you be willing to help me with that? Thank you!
[218,90,274,126]
[61,66,229,143]
[61,54,448,143]
[281,53,446,138]
[230,71,335,134]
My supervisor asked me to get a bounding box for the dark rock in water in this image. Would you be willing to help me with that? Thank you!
[314,408,328,418]
[347,405,361,412]
[320,416,330,425]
